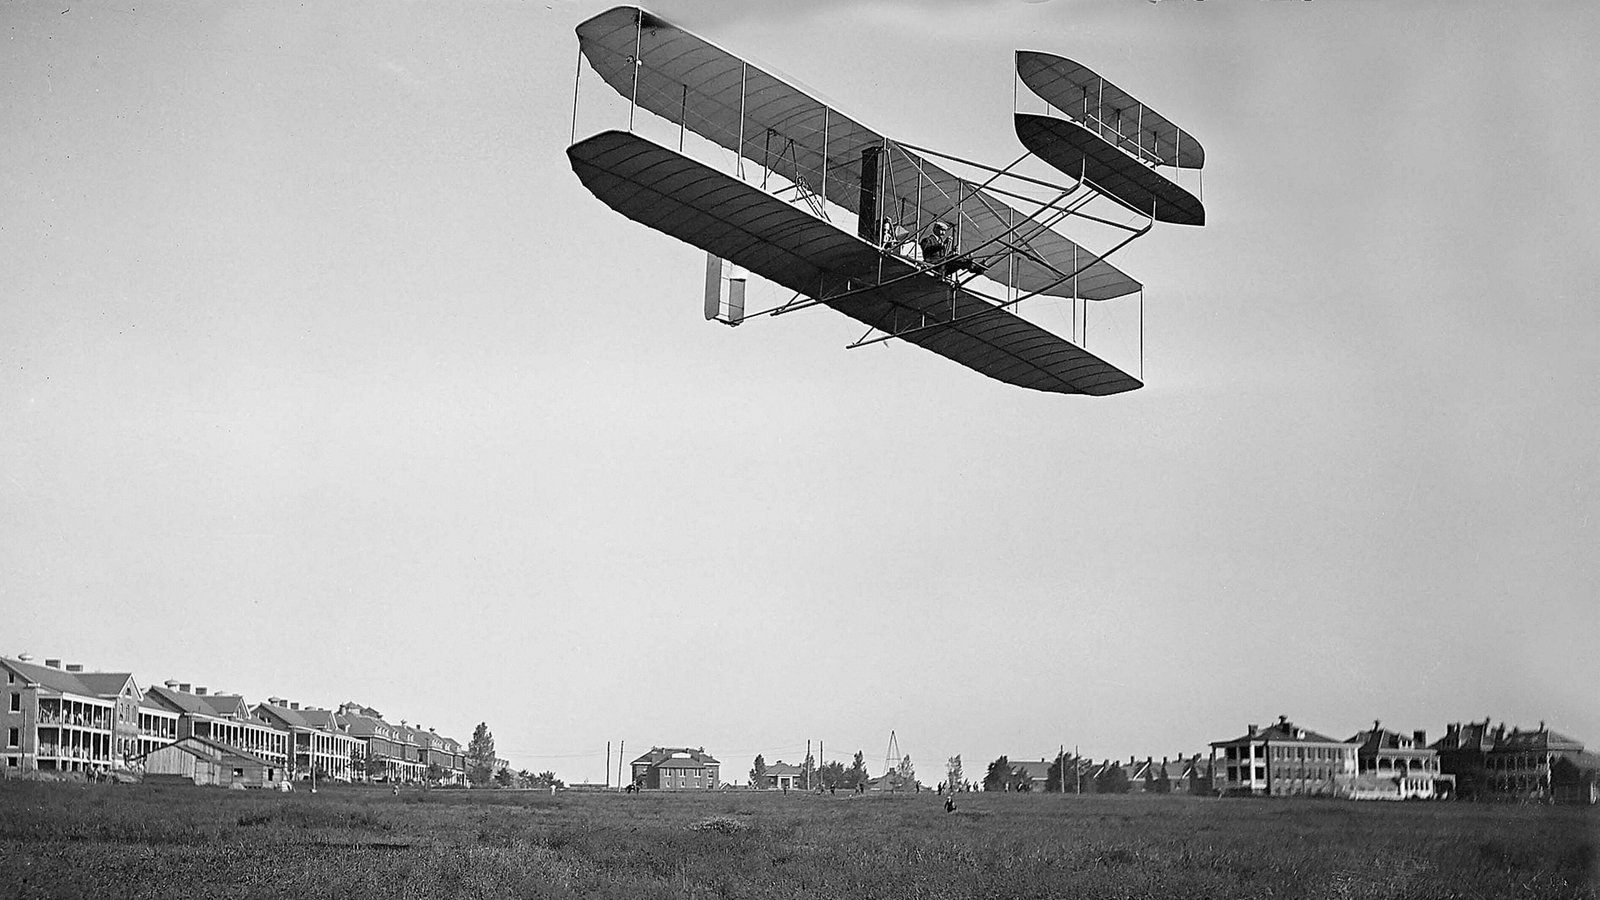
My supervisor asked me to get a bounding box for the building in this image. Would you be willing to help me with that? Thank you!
[143,682,290,770]
[1211,716,1358,797]
[1010,759,1054,791]
[1487,722,1591,801]
[136,735,284,788]
[630,746,720,790]
[1347,722,1447,800]
[1,655,117,776]
[1431,719,1597,802]
[136,697,180,759]
[1430,719,1497,799]
[336,703,425,783]
[757,761,804,790]
[252,700,363,782]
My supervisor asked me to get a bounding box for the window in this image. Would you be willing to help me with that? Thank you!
[6,728,16,747]
[1254,766,1265,780]
[8,693,18,713]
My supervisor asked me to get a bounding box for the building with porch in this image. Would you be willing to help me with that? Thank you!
[1347,722,1447,800]
[1211,716,1358,798]
[252,700,363,782]
[1,655,117,776]
[143,682,290,770]
[336,703,425,783]
[630,746,720,790]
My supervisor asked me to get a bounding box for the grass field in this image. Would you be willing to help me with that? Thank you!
[0,781,1594,899]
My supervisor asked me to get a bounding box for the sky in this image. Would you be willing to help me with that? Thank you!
[3,0,1597,785]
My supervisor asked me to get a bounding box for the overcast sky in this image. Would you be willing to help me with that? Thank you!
[3,0,1596,783]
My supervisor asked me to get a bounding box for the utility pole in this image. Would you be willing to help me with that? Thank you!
[1075,744,1081,794]
[617,740,624,790]
[606,741,611,790]
[805,739,812,790]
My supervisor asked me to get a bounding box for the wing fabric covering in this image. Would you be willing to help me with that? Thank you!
[1017,50,1204,170]
[1016,114,1204,226]
[576,6,1140,302]
[569,130,1141,396]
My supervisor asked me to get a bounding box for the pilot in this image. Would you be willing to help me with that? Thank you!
[920,221,986,279]
[919,221,953,266]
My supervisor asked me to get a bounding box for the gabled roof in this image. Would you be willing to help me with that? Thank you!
[0,657,106,699]
[1011,760,1054,782]
[253,703,315,729]
[74,672,140,700]
[137,735,273,767]
[1494,726,1584,753]
[631,747,720,767]
[1212,719,1348,747]
[144,685,221,718]
[1431,720,1497,753]
[1348,728,1435,754]
[763,762,804,777]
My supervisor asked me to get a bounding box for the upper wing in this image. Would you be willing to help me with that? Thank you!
[1016,50,1205,170]
[1016,114,1204,226]
[568,129,1142,396]
[576,6,1140,301]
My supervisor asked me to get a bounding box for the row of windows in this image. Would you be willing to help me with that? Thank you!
[1272,746,1348,763]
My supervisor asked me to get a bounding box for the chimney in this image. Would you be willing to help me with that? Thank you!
[1413,730,1427,747]
[45,659,61,669]
[1278,715,1289,728]
[1373,719,1382,734]
[195,687,207,696]
[1247,724,1258,737]
[65,664,84,673]
[165,680,178,690]
[178,683,191,693]
[1129,755,1135,765]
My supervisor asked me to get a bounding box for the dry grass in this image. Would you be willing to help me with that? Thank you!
[0,780,1594,899]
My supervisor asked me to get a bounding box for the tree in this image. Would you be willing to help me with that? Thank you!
[426,762,445,785]
[983,756,1013,792]
[494,766,514,788]
[845,751,869,789]
[897,754,915,784]
[749,754,767,788]
[946,755,963,791]
[817,760,846,790]
[363,750,389,781]
[1095,762,1131,794]
[1045,753,1067,793]
[466,722,496,787]
[530,770,565,790]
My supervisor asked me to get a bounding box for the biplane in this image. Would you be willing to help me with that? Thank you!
[566,7,1205,395]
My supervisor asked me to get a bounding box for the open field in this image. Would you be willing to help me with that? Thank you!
[0,781,1594,899]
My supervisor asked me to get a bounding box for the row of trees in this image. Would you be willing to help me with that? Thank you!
[465,722,565,789]
[749,751,915,790]
[982,754,1139,794]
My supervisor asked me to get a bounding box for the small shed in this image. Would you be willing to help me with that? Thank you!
[136,736,282,788]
